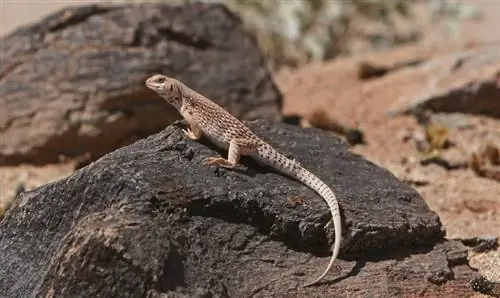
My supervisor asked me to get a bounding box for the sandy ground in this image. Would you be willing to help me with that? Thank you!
[1,0,499,293]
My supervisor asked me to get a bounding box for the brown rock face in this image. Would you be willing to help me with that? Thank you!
[0,3,282,165]
[388,44,500,118]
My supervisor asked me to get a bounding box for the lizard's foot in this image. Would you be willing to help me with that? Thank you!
[203,156,236,169]
[182,128,199,140]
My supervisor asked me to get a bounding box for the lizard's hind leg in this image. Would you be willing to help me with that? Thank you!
[203,139,257,169]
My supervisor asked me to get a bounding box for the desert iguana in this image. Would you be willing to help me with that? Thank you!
[145,74,342,287]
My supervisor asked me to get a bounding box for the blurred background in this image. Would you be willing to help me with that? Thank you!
[1,0,499,286]
[2,0,497,68]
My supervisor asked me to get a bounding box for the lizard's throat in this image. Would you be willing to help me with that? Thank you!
[165,97,182,110]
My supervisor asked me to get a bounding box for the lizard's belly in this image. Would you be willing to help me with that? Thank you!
[202,131,230,150]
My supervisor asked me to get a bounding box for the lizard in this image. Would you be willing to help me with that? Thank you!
[145,74,342,287]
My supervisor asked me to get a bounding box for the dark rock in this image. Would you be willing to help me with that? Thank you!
[471,276,500,297]
[357,59,423,80]
[1,120,481,297]
[461,236,499,252]
[345,128,365,146]
[0,2,282,165]
[282,114,303,126]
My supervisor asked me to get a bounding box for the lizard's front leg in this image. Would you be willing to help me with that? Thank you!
[182,122,202,140]
[203,139,256,169]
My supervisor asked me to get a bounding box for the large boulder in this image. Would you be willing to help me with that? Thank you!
[387,44,500,118]
[0,2,282,165]
[0,120,481,297]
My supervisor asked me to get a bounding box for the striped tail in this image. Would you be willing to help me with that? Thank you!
[255,144,342,287]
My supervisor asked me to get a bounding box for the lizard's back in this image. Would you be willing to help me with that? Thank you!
[185,91,263,150]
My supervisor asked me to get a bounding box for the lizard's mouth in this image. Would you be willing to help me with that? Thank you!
[145,80,157,90]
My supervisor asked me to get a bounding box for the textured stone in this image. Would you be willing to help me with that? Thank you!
[0,3,282,165]
[0,120,481,297]
[389,45,500,118]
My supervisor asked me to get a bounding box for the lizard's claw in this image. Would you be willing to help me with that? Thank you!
[182,128,199,140]
[203,157,235,169]
[202,156,218,165]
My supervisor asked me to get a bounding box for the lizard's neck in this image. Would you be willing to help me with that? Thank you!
[162,95,182,110]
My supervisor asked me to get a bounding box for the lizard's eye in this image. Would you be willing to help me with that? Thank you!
[156,77,165,84]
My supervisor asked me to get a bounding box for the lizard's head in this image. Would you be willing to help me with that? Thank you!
[145,74,183,109]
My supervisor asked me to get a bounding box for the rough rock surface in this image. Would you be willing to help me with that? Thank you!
[0,2,282,165]
[0,120,482,297]
[387,44,500,118]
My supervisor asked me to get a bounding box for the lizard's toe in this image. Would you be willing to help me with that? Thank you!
[203,157,235,168]
[182,128,198,140]
[202,156,222,165]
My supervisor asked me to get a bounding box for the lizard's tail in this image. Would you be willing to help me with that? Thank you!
[256,145,341,287]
